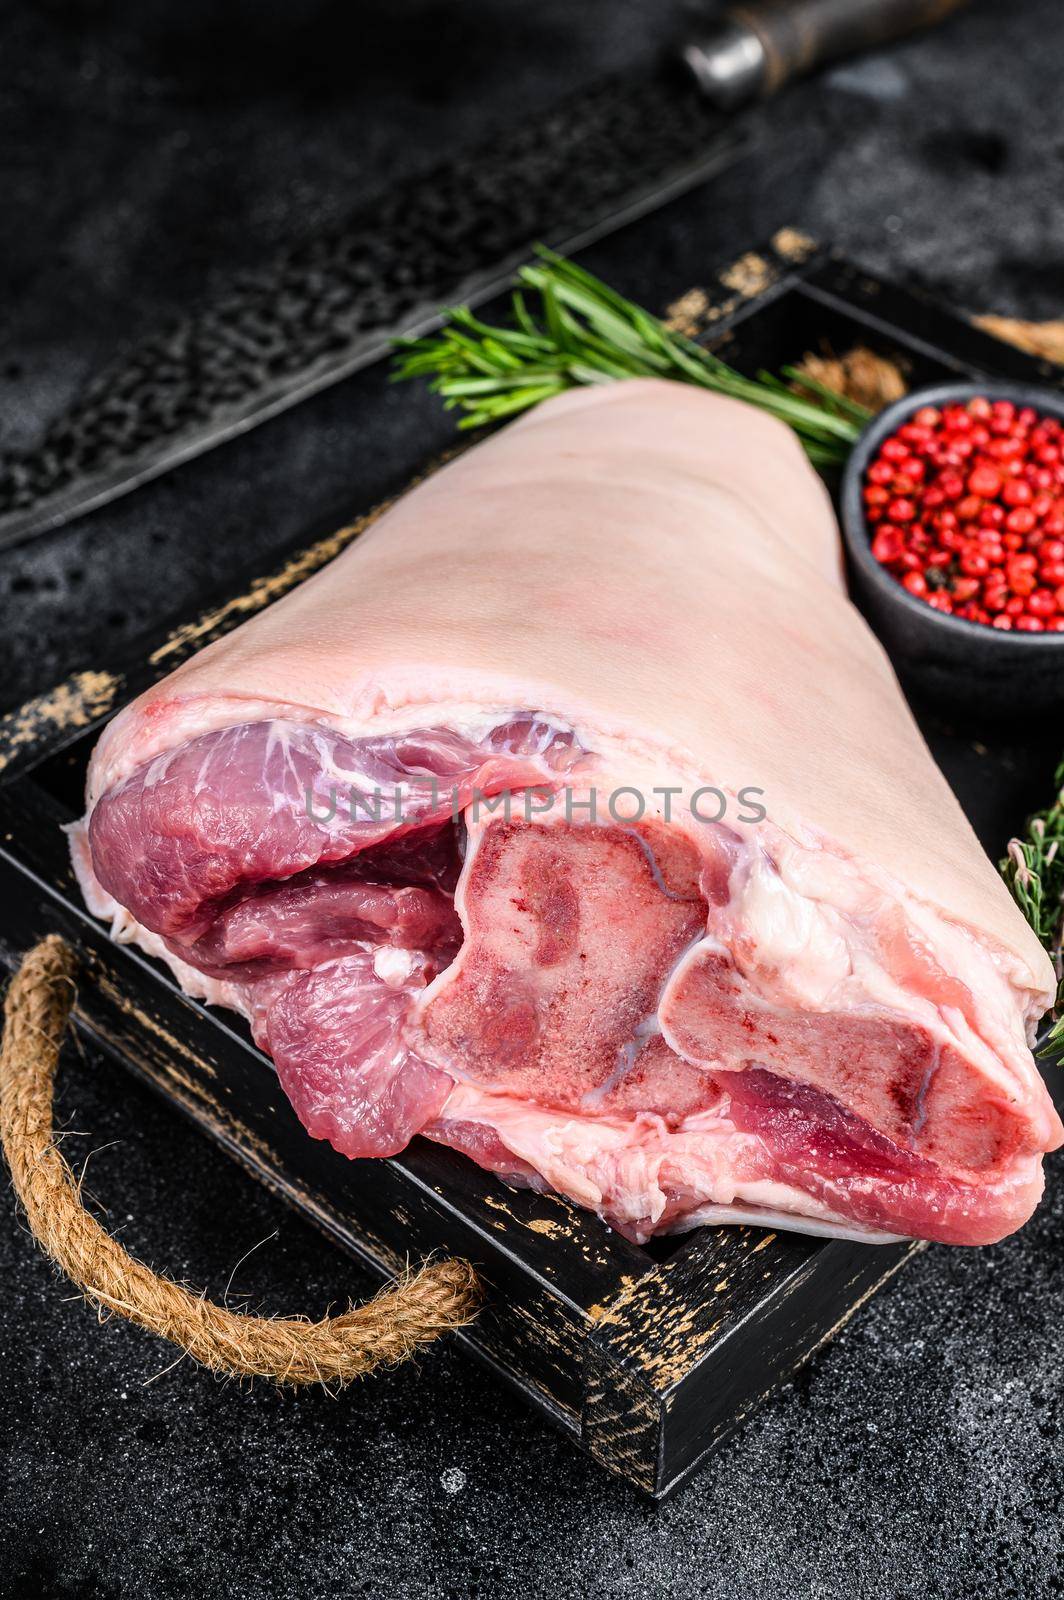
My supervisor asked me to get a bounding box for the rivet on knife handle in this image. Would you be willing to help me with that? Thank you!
[683,0,970,108]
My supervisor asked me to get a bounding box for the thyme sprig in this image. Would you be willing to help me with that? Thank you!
[393,247,869,468]
[1001,759,1064,1056]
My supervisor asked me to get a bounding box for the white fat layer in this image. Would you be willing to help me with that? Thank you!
[668,1203,908,1245]
[725,846,853,1005]
[373,947,419,989]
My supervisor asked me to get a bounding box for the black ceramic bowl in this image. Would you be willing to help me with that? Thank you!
[840,381,1064,721]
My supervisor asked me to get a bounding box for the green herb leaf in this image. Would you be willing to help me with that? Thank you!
[1001,759,1064,1059]
[392,245,871,466]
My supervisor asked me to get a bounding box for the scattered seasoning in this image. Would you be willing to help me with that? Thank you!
[864,397,1064,632]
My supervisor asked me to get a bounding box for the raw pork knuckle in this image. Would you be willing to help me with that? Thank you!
[73,381,1062,1245]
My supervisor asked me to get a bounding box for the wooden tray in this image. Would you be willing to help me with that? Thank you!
[1,240,1061,1500]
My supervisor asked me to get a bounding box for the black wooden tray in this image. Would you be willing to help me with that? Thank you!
[1,240,1061,1501]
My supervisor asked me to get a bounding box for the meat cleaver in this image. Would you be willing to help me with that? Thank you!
[0,0,970,547]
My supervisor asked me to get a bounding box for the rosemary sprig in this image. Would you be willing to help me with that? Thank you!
[393,247,870,468]
[1001,758,1064,1057]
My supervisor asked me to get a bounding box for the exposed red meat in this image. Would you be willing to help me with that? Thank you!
[253,954,453,1159]
[661,945,1029,1179]
[714,1068,1043,1246]
[174,849,462,981]
[419,818,711,1115]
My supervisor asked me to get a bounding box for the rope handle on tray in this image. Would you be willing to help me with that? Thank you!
[0,936,481,1384]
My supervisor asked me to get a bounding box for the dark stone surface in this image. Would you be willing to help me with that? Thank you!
[3,1,1064,1596]
[0,0,679,451]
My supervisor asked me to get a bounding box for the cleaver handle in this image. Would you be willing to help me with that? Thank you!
[683,0,970,107]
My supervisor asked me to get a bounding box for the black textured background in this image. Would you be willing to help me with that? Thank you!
[3,3,1064,1596]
